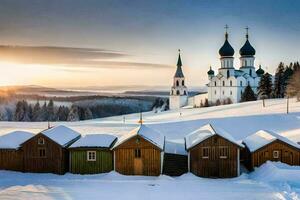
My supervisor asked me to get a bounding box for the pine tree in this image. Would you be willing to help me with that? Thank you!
[274,62,285,98]
[83,107,93,120]
[47,99,55,121]
[258,72,273,99]
[67,105,80,121]
[14,101,24,121]
[241,85,257,102]
[32,101,41,121]
[28,104,33,121]
[287,70,300,101]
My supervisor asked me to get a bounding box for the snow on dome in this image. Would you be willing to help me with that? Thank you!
[113,124,164,150]
[0,131,34,149]
[243,130,300,152]
[41,125,81,147]
[185,124,243,150]
[70,134,117,148]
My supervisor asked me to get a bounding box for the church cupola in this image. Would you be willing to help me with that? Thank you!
[219,25,235,58]
[256,65,265,77]
[174,51,184,78]
[219,25,235,74]
[207,66,214,79]
[239,27,256,71]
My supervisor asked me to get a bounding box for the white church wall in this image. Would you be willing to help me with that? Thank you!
[170,95,188,110]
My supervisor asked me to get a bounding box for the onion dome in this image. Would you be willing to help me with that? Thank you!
[207,66,214,75]
[174,50,184,78]
[239,31,256,56]
[256,65,264,76]
[219,32,235,57]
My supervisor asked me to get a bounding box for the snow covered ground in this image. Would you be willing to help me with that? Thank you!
[0,162,298,200]
[0,99,300,199]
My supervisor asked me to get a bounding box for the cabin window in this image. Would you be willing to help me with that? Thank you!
[202,147,209,159]
[214,137,218,144]
[264,151,269,158]
[87,151,96,161]
[273,150,279,159]
[38,137,45,145]
[38,148,46,158]
[219,146,228,159]
[135,149,141,158]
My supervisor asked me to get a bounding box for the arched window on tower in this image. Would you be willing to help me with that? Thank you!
[245,60,247,66]
[176,90,180,95]
[248,81,250,86]
[182,80,184,86]
[249,69,252,76]
[227,70,230,78]
[183,90,186,95]
[176,80,179,86]
[240,81,242,87]
[223,81,225,86]
[214,82,217,86]
[230,80,232,86]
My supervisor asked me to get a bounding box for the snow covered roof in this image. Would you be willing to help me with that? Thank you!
[185,124,244,150]
[70,134,117,148]
[243,130,300,152]
[0,131,34,149]
[41,125,81,147]
[112,124,164,150]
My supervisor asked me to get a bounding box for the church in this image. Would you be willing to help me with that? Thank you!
[169,27,265,109]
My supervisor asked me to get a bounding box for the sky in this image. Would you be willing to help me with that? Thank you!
[0,0,299,89]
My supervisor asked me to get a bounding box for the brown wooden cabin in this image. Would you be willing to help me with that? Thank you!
[185,124,243,178]
[113,124,164,176]
[0,131,34,171]
[69,134,117,174]
[242,130,300,171]
[21,125,81,174]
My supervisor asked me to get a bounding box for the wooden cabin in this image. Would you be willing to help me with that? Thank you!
[243,130,300,170]
[0,131,34,171]
[113,124,164,176]
[185,124,243,178]
[69,134,117,174]
[21,125,81,174]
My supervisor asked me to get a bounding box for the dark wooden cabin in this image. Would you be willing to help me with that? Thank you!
[113,124,164,176]
[69,134,117,174]
[21,125,81,174]
[185,124,243,178]
[243,130,300,170]
[0,131,33,171]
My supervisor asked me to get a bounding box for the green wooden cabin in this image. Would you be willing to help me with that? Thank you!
[69,134,117,174]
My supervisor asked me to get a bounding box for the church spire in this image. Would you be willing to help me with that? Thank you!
[174,49,184,78]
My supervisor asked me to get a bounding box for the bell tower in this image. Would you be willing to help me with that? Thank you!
[169,50,188,110]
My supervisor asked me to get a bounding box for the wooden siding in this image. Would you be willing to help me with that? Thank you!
[249,140,300,170]
[70,149,113,174]
[22,133,71,174]
[114,135,161,176]
[0,149,24,171]
[189,135,239,178]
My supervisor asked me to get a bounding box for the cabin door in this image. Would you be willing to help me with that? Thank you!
[134,158,143,175]
[211,147,219,177]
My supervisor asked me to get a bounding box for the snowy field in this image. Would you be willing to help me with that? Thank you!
[0,162,299,200]
[0,98,300,199]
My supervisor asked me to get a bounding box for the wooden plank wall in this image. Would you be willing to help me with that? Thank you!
[114,136,161,176]
[0,150,24,171]
[22,134,66,174]
[70,149,113,174]
[251,140,300,169]
[190,135,239,178]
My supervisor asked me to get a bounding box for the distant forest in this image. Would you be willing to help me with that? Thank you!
[0,96,168,122]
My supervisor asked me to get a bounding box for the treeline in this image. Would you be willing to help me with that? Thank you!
[3,97,167,122]
[242,62,300,102]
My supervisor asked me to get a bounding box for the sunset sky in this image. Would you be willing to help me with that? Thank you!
[0,0,299,89]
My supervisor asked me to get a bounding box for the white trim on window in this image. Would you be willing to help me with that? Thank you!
[273,150,279,159]
[87,151,96,161]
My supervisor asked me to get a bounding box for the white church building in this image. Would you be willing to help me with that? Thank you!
[169,28,265,109]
